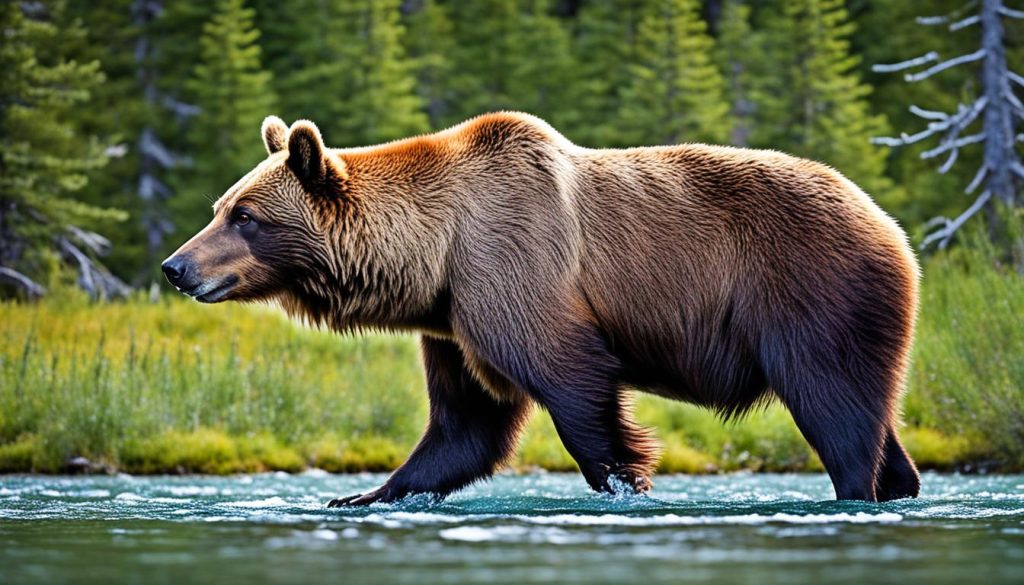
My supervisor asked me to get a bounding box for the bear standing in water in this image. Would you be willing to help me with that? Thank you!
[163,112,920,505]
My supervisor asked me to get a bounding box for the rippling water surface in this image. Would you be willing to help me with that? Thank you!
[1,472,1022,584]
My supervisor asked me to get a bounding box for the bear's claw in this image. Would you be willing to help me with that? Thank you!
[326,485,398,507]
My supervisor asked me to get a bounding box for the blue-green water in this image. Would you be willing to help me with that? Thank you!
[1,472,1022,584]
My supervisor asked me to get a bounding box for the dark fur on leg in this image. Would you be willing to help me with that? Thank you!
[328,336,530,507]
[480,322,659,494]
[875,427,920,501]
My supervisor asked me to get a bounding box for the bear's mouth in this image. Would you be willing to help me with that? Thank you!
[186,275,239,303]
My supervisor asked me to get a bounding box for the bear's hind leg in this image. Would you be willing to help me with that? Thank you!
[327,336,530,507]
[767,355,887,501]
[875,427,920,501]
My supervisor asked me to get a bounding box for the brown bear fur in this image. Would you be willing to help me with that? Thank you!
[163,112,920,505]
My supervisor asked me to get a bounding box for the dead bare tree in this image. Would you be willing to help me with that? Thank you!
[872,0,1023,249]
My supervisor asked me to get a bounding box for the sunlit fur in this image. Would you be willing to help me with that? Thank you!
[174,112,921,504]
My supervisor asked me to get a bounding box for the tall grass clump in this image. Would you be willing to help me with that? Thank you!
[0,290,426,472]
[904,226,1024,469]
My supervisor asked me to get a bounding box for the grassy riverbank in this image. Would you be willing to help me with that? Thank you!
[1,245,1021,476]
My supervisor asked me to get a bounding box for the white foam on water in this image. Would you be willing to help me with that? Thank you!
[167,486,218,497]
[439,525,529,542]
[78,490,112,498]
[300,468,329,478]
[114,492,146,502]
[218,496,290,508]
[310,529,338,541]
[113,493,189,505]
[439,525,584,544]
[518,512,903,527]
[386,511,466,523]
[907,504,1024,520]
[340,527,359,538]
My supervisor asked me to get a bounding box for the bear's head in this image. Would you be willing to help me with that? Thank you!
[161,116,349,306]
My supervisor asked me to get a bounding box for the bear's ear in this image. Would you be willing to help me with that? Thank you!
[286,120,343,191]
[262,115,288,155]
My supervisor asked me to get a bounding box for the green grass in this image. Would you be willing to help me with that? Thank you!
[1,244,1022,475]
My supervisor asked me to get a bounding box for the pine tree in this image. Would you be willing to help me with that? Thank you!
[180,0,275,232]
[0,2,126,298]
[448,0,575,126]
[716,0,757,146]
[617,0,732,146]
[404,0,457,130]
[753,0,896,200]
[281,0,428,146]
[65,1,207,282]
[567,0,647,146]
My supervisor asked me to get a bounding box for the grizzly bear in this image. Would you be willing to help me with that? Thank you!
[162,112,920,505]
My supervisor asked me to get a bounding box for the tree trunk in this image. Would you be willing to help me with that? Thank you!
[981,0,1018,208]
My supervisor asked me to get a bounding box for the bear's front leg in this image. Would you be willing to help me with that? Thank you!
[327,336,530,507]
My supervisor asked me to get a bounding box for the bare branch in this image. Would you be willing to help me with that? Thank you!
[1010,71,1024,88]
[105,143,128,158]
[909,105,949,121]
[921,190,992,250]
[949,14,980,30]
[917,1,979,26]
[873,98,986,147]
[139,127,177,169]
[161,95,200,118]
[57,237,130,300]
[0,266,46,298]
[921,132,985,160]
[66,225,112,257]
[999,5,1024,19]
[905,49,986,82]
[939,147,959,174]
[872,130,937,147]
[965,164,988,193]
[1005,88,1024,117]
[1012,161,1024,180]
[873,52,939,73]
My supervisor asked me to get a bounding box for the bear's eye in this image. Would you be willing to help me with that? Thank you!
[235,213,252,227]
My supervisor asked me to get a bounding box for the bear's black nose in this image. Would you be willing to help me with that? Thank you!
[161,256,188,286]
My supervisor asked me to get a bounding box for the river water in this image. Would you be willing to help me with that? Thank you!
[1,472,1022,584]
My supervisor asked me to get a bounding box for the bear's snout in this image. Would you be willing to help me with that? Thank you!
[161,254,193,289]
[162,253,240,303]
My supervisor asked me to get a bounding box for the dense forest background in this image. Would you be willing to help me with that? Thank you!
[1,0,1022,294]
